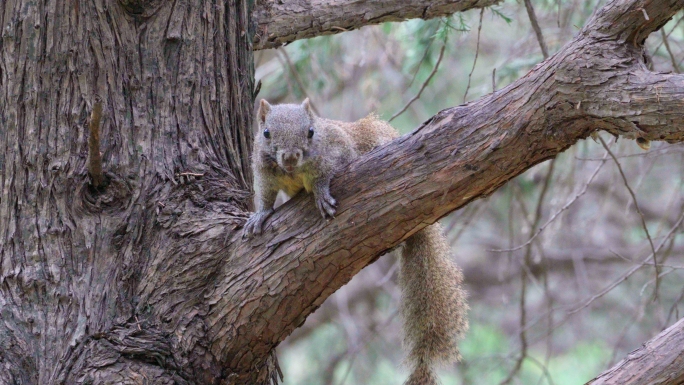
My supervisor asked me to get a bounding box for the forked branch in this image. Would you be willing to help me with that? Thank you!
[190,0,684,375]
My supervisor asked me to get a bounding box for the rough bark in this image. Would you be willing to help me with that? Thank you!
[1,0,684,384]
[586,317,684,384]
[0,0,255,382]
[252,0,502,50]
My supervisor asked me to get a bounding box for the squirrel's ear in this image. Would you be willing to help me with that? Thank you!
[301,98,315,119]
[257,99,271,124]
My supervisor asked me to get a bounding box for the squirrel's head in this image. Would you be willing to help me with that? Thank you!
[256,98,317,174]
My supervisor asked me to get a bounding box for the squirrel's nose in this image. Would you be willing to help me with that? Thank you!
[282,151,302,166]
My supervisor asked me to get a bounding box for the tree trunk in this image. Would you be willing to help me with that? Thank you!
[1,0,684,383]
[0,0,256,382]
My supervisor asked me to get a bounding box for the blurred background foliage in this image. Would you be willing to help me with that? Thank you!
[254,0,684,384]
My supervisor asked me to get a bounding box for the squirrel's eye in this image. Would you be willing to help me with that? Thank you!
[263,129,270,139]
[307,127,314,139]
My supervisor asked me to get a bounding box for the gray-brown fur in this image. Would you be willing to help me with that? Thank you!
[401,224,468,385]
[243,99,468,384]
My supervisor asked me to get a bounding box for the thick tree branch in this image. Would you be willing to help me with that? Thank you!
[252,0,502,50]
[586,316,684,384]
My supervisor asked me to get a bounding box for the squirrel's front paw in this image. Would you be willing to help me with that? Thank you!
[242,209,274,238]
[315,190,337,219]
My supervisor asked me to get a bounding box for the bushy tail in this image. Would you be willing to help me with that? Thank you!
[400,223,468,385]
[404,361,439,385]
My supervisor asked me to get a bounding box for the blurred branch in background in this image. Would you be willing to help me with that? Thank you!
[389,43,445,122]
[598,136,660,299]
[463,9,485,103]
[255,1,684,384]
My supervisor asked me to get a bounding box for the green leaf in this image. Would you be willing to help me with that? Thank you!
[490,7,513,24]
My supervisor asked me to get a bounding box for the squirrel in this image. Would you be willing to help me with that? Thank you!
[243,98,468,385]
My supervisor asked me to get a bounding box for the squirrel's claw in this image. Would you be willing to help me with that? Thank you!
[315,192,337,219]
[242,209,273,238]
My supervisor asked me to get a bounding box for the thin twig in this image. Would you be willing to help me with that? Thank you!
[608,250,684,269]
[278,48,320,114]
[651,15,683,55]
[567,265,642,316]
[518,207,684,347]
[576,145,684,161]
[463,8,484,103]
[666,284,684,325]
[566,209,684,316]
[607,295,647,366]
[640,268,676,296]
[88,99,104,188]
[334,310,400,385]
[406,39,435,89]
[498,271,528,385]
[500,159,556,385]
[524,0,550,58]
[597,136,660,299]
[389,43,446,122]
[537,165,557,377]
[530,161,556,249]
[492,151,608,253]
[660,29,681,73]
[444,202,477,234]
[525,355,556,385]
[447,202,485,244]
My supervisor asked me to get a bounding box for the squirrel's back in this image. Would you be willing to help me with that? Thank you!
[327,114,399,155]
